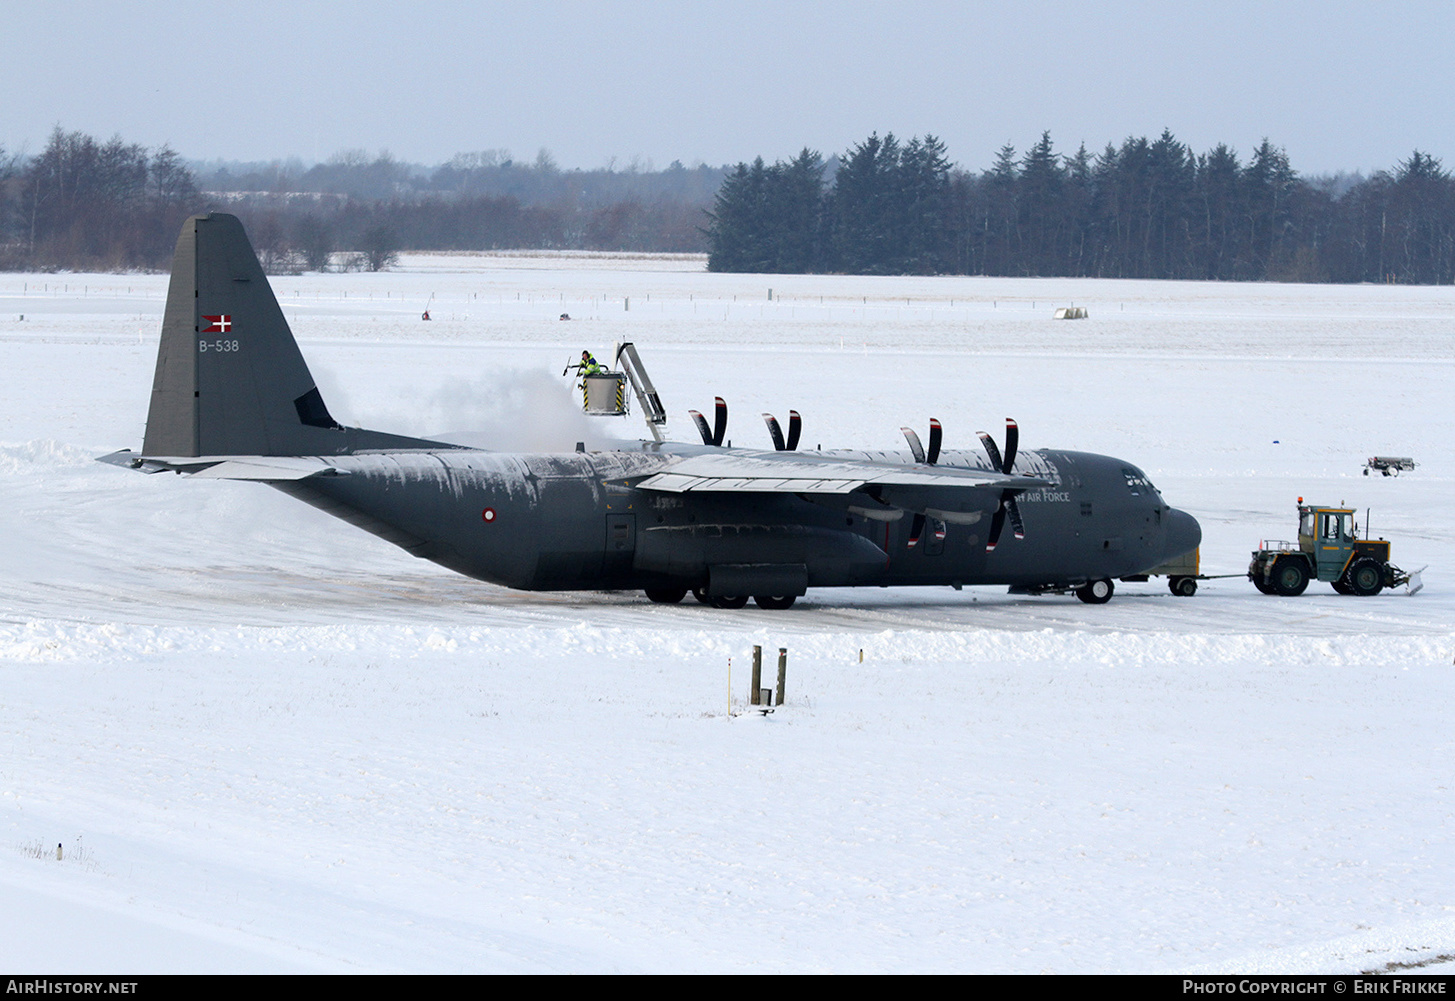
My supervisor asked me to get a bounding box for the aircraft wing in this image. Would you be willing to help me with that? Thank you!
[96,450,344,480]
[630,451,1050,494]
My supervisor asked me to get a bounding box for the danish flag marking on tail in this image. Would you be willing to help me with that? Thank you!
[202,315,232,333]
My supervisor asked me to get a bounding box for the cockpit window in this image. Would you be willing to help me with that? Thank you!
[1121,467,1156,497]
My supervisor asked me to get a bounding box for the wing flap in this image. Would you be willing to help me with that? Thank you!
[637,471,868,494]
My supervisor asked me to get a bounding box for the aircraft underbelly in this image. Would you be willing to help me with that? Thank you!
[635,522,888,586]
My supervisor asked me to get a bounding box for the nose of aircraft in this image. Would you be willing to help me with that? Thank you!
[1164,508,1202,562]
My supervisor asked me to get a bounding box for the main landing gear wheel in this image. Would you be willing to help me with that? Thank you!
[710,595,749,609]
[1169,576,1198,597]
[1272,558,1309,597]
[644,587,687,604]
[1075,578,1114,604]
[1346,557,1384,597]
[753,595,797,610]
[691,587,712,605]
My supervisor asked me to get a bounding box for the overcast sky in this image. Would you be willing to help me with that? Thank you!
[6,1,1452,176]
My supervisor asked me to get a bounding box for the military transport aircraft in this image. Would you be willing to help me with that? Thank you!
[99,214,1201,609]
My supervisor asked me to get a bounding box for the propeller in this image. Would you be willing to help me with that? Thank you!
[762,410,801,451]
[977,419,1025,552]
[901,418,944,545]
[900,418,942,465]
[689,397,728,446]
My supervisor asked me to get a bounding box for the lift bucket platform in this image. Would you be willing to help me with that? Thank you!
[583,372,628,415]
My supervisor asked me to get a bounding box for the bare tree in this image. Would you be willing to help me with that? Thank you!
[358,224,399,271]
[293,213,334,271]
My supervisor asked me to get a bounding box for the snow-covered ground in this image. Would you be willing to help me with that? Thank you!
[1,255,1453,972]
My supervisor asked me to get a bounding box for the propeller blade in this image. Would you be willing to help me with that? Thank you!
[907,512,926,548]
[712,397,727,447]
[985,501,1006,552]
[1006,494,1025,540]
[901,427,926,464]
[763,413,786,451]
[977,431,1003,473]
[932,518,946,542]
[786,410,802,451]
[982,420,1025,549]
[689,410,713,446]
[927,419,942,465]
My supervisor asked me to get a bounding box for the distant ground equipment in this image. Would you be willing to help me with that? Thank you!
[1365,456,1417,476]
[1248,499,1423,596]
[1053,306,1088,320]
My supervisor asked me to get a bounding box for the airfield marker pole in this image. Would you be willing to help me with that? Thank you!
[751,646,763,706]
[776,648,788,706]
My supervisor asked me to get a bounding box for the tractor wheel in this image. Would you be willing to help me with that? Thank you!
[1075,578,1114,604]
[645,587,687,604]
[1272,557,1309,596]
[1251,574,1276,595]
[1331,578,1353,595]
[1347,558,1384,597]
[1169,576,1198,597]
[710,595,749,609]
[753,595,797,610]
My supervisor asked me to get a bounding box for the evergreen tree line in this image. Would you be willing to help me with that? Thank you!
[8,125,1455,283]
[707,131,1455,284]
[0,129,726,271]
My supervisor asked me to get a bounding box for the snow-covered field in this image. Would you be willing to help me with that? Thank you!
[2,254,1453,973]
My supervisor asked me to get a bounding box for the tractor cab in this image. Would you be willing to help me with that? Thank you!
[1297,504,1358,582]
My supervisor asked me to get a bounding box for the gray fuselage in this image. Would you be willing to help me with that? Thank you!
[274,441,1201,594]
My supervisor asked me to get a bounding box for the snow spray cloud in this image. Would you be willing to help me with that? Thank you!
[381,369,620,452]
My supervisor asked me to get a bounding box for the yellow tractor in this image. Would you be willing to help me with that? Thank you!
[1248,500,1421,596]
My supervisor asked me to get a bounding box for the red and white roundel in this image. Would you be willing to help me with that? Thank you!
[481,507,496,523]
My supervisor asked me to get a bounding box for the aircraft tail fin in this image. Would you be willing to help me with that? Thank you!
[143,213,446,457]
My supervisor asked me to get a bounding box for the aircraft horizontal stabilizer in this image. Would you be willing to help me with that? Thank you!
[96,450,345,481]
